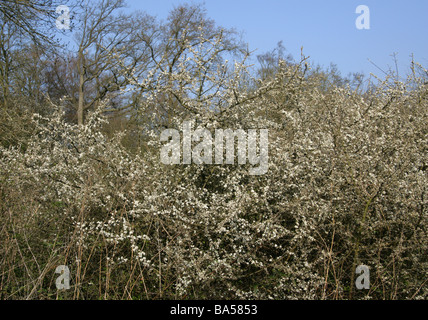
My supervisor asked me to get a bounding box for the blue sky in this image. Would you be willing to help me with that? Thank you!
[126,0,428,80]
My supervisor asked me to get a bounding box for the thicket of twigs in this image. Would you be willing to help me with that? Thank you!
[0,1,426,300]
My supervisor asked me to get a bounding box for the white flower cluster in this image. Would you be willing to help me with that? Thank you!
[1,54,426,300]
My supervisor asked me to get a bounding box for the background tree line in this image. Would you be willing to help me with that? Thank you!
[0,0,374,148]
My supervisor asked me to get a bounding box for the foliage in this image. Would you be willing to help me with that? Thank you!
[0,0,426,300]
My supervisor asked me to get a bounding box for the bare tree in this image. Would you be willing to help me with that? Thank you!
[124,3,246,130]
[256,41,293,81]
[0,0,74,46]
[72,0,144,125]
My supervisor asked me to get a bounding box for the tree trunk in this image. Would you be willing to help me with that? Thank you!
[77,50,84,126]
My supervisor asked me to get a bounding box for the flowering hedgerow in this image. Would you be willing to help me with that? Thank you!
[0,61,427,300]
